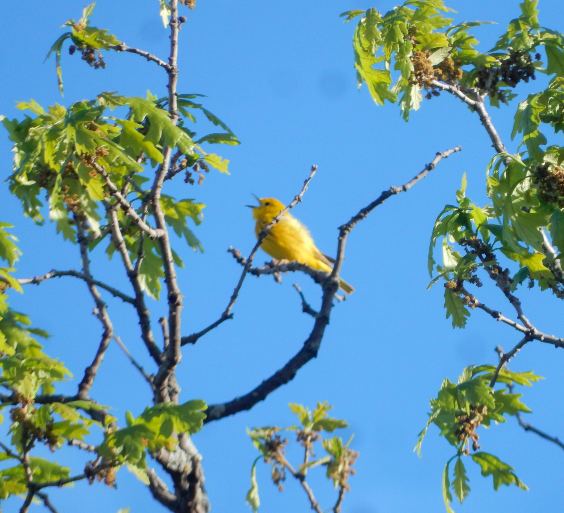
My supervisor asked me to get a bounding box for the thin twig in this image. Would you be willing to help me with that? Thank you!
[68,439,97,452]
[293,283,319,318]
[495,347,564,451]
[333,486,347,513]
[18,270,134,304]
[111,43,172,71]
[160,317,170,349]
[112,335,154,385]
[108,207,162,363]
[278,454,324,513]
[489,337,530,387]
[206,149,456,423]
[95,162,164,239]
[37,492,60,513]
[459,286,564,349]
[75,219,114,400]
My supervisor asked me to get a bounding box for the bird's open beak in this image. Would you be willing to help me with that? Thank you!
[245,194,261,208]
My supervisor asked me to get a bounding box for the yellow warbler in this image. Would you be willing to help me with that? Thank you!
[248,197,354,294]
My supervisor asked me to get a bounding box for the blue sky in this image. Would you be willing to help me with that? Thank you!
[1,1,563,512]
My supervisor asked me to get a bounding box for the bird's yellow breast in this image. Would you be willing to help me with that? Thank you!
[254,210,332,273]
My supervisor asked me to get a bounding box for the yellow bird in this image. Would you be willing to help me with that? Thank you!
[248,197,354,294]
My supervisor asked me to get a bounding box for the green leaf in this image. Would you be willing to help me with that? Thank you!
[126,463,150,485]
[428,46,451,65]
[44,33,72,95]
[549,209,564,254]
[444,288,470,328]
[159,0,171,28]
[442,460,455,513]
[471,452,528,491]
[545,44,564,77]
[246,457,261,513]
[298,456,332,474]
[340,10,366,23]
[416,33,449,51]
[124,96,197,158]
[289,403,311,427]
[29,457,70,483]
[452,457,471,503]
[0,223,21,267]
[196,133,240,146]
[203,154,230,174]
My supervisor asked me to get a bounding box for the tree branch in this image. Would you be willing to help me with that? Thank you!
[293,283,319,318]
[107,207,163,364]
[111,43,173,71]
[18,270,134,304]
[206,149,457,423]
[95,162,164,239]
[489,336,531,388]
[495,346,564,451]
[278,454,324,513]
[75,219,114,400]
[458,286,564,349]
[112,335,154,385]
[182,166,318,348]
[37,492,60,513]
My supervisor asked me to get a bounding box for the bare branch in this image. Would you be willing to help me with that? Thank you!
[293,283,319,318]
[111,42,172,71]
[339,146,462,237]
[146,467,178,509]
[432,82,507,155]
[206,149,458,423]
[489,337,531,388]
[495,347,564,451]
[459,286,564,349]
[278,455,324,513]
[75,219,114,400]
[228,247,329,285]
[37,492,60,513]
[181,313,233,345]
[68,439,97,452]
[333,486,347,513]
[516,416,564,450]
[18,270,134,305]
[32,461,113,491]
[108,207,163,363]
[113,335,154,385]
[95,162,164,239]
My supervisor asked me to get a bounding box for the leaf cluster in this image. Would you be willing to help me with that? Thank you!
[416,365,540,512]
[246,402,355,513]
[343,0,564,118]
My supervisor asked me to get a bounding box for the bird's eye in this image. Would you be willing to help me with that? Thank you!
[265,202,270,206]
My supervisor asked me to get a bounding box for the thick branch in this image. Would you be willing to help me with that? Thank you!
[18,270,134,304]
[206,149,455,422]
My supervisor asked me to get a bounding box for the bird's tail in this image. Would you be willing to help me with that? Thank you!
[339,278,355,295]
